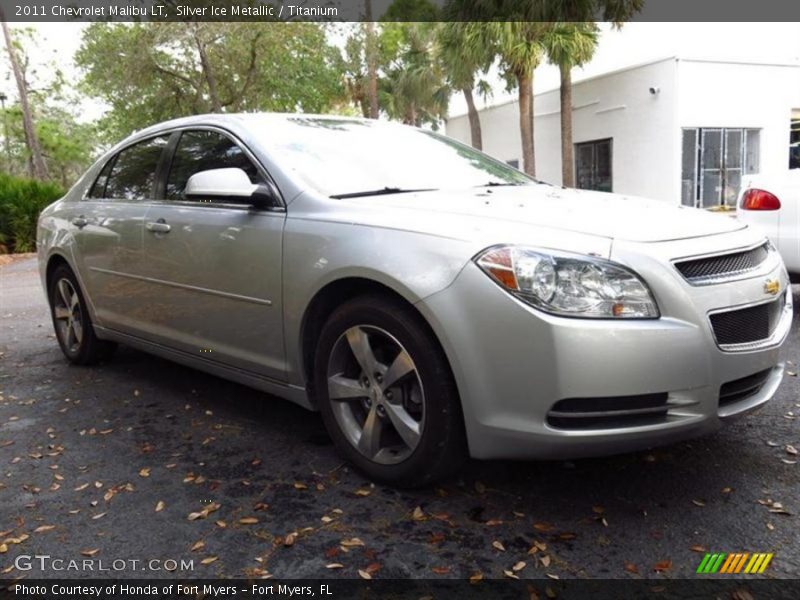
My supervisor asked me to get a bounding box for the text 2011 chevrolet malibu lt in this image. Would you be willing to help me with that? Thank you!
[37,114,791,486]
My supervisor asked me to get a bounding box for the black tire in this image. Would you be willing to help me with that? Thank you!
[314,294,466,487]
[48,264,117,365]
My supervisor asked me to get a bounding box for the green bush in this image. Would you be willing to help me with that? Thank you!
[0,174,64,253]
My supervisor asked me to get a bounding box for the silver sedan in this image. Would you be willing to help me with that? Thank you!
[37,114,792,486]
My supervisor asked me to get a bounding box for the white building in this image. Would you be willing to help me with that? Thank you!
[445,57,800,207]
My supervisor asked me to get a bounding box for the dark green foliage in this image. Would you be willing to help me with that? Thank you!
[0,174,64,253]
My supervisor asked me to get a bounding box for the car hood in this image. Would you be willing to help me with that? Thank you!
[347,185,745,243]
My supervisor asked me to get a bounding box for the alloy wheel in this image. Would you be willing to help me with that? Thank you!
[53,278,84,354]
[326,325,425,465]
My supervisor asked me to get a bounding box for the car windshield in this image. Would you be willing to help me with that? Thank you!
[250,117,536,197]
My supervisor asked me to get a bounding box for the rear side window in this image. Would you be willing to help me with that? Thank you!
[87,158,115,199]
[104,135,169,200]
[166,130,263,200]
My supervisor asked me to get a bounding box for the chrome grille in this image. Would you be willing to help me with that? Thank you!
[675,243,770,284]
[709,297,785,347]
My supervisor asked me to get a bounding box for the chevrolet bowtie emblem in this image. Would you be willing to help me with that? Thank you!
[764,279,781,296]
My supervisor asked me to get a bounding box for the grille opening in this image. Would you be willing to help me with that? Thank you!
[709,297,785,347]
[675,244,769,283]
[547,393,669,430]
[719,369,771,407]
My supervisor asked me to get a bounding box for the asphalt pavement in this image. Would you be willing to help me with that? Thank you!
[1,255,798,580]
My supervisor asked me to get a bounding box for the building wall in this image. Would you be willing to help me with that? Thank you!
[445,58,800,205]
[446,59,680,202]
[676,59,800,179]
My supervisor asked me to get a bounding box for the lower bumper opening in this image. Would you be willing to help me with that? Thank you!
[719,369,772,407]
[547,393,670,430]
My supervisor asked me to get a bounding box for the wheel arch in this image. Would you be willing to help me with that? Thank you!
[298,276,453,409]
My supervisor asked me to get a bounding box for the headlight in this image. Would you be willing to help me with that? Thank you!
[475,245,659,319]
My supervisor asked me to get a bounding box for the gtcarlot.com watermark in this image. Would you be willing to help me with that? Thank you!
[14,555,194,572]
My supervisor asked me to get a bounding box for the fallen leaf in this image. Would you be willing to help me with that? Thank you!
[469,572,483,584]
[0,544,6,554]
[690,545,707,553]
[215,520,227,528]
[354,489,371,497]
[429,532,446,544]
[624,562,639,574]
[188,502,220,521]
[139,468,151,477]
[254,502,269,511]
[34,525,55,533]
[294,482,308,490]
[653,560,672,572]
[692,499,706,507]
[412,506,426,521]
[201,556,218,565]
[92,512,107,520]
[786,445,798,456]
[80,549,100,557]
[239,518,259,525]
[155,501,165,513]
[341,537,365,548]
[534,522,555,532]
[284,532,298,546]
[432,566,451,575]
[191,540,205,552]
[325,563,344,569]
[358,569,371,580]
[512,561,526,572]
[540,555,552,568]
[492,540,506,552]
[503,570,519,579]
[722,487,733,494]
[365,562,381,574]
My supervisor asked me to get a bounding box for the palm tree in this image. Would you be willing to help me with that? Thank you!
[437,22,491,150]
[542,22,599,187]
[381,24,449,127]
[0,17,48,180]
[482,22,546,176]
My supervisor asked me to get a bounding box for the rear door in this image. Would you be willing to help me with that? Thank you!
[73,135,170,335]
[138,128,287,381]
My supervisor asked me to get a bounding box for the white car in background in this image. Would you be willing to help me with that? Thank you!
[738,170,800,277]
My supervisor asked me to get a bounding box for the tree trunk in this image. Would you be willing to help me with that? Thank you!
[559,62,574,187]
[462,86,482,151]
[1,19,48,180]
[194,31,222,112]
[518,70,535,177]
[364,0,379,119]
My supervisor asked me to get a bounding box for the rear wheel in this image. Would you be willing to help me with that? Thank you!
[314,294,466,487]
[49,264,116,365]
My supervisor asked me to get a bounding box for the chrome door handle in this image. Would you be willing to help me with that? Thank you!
[146,220,171,234]
[71,216,88,228]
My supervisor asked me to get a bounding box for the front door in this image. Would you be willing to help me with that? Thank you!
[138,129,287,382]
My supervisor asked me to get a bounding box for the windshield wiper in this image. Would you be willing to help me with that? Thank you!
[479,181,529,187]
[330,187,436,199]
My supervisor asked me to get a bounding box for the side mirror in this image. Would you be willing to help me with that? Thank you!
[184,168,280,209]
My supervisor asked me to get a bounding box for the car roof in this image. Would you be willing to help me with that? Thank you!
[128,112,382,141]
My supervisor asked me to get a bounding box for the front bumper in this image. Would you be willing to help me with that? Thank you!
[416,232,791,460]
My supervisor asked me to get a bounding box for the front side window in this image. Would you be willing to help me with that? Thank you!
[103,136,169,201]
[166,130,263,200]
[87,157,115,199]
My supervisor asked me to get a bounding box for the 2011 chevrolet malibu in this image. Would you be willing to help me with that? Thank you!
[37,114,792,486]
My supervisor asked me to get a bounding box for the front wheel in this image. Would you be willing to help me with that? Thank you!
[314,294,466,487]
[49,264,116,365]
